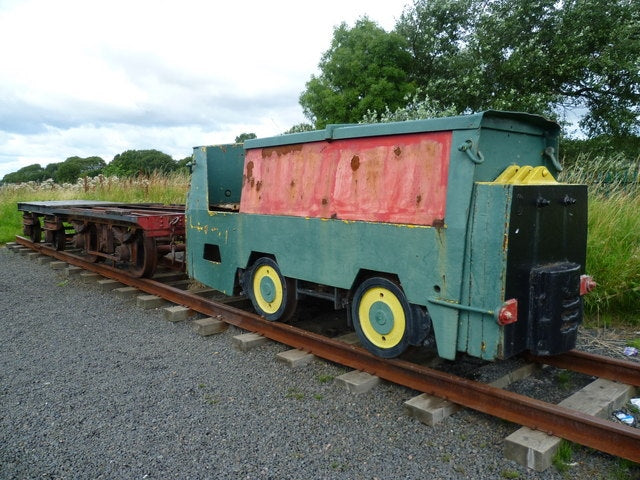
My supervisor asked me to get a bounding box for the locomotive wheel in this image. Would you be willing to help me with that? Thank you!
[129,234,158,278]
[351,277,411,358]
[247,257,296,322]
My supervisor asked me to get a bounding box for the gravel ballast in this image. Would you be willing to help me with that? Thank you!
[0,246,630,479]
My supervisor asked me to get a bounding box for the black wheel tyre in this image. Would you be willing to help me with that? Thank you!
[129,235,158,278]
[351,277,411,358]
[246,257,297,322]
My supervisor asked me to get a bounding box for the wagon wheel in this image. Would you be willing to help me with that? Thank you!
[351,277,411,358]
[246,257,297,322]
[129,234,158,278]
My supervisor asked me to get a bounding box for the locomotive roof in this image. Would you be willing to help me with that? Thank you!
[243,110,559,150]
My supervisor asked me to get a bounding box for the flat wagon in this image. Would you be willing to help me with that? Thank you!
[18,201,185,277]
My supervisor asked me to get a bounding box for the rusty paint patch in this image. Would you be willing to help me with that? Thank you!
[351,155,360,171]
[262,144,303,158]
[256,180,263,192]
[240,131,452,225]
[432,218,445,228]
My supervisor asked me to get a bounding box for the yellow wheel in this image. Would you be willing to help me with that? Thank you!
[247,258,296,322]
[351,277,411,358]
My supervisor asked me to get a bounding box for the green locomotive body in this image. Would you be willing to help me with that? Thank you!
[186,111,592,360]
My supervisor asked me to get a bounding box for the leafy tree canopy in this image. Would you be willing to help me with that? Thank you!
[235,133,257,143]
[395,0,640,136]
[361,89,457,123]
[283,123,315,134]
[301,1,639,137]
[103,149,177,177]
[300,17,416,128]
[55,156,106,183]
[1,163,47,184]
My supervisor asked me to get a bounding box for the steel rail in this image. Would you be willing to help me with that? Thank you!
[14,236,640,463]
[525,350,640,387]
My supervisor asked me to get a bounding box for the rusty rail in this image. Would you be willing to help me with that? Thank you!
[13,236,640,463]
[525,350,640,387]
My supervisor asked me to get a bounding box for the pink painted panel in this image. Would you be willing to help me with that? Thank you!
[240,131,451,226]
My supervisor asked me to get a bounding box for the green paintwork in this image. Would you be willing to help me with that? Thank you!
[196,144,245,206]
[260,277,276,303]
[187,111,565,360]
[458,183,513,359]
[370,302,394,335]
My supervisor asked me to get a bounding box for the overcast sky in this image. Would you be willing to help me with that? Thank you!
[0,0,410,178]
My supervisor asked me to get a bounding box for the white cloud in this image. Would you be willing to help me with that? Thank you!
[0,0,409,178]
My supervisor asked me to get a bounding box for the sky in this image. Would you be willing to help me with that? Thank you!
[0,0,411,179]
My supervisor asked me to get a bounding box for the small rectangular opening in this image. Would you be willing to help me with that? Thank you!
[203,243,221,263]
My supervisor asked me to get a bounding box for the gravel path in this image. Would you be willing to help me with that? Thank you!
[0,246,629,479]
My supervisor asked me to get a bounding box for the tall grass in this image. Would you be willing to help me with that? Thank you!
[0,172,190,244]
[560,154,640,326]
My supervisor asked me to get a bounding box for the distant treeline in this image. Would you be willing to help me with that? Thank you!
[1,149,192,185]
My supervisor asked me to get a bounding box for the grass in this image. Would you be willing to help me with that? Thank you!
[554,370,573,390]
[560,154,640,327]
[500,470,520,479]
[552,440,574,474]
[316,374,335,384]
[583,191,640,325]
[286,388,305,400]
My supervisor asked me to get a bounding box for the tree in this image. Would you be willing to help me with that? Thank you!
[299,17,416,128]
[235,133,257,143]
[1,164,47,184]
[361,89,458,123]
[103,150,177,177]
[176,155,193,173]
[44,162,60,180]
[283,123,314,134]
[395,0,640,136]
[54,156,106,183]
[394,0,478,112]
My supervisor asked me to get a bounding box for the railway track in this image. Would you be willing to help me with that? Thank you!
[12,235,640,463]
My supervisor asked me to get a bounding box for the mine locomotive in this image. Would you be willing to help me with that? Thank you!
[186,110,594,361]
